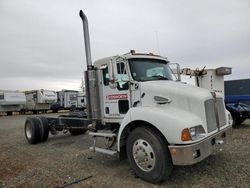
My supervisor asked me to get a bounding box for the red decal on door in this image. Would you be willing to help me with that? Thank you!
[106,94,128,100]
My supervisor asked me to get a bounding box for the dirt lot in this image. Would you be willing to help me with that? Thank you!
[0,113,250,188]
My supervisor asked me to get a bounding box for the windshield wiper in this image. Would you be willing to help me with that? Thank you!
[151,75,169,80]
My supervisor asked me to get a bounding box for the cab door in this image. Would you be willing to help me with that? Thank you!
[102,61,130,119]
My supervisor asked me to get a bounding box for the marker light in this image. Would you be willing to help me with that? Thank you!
[171,148,177,156]
[181,128,191,141]
[130,50,135,54]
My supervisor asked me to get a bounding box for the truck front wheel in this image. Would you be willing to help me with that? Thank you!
[126,126,173,183]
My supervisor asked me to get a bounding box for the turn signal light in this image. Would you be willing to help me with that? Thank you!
[181,128,191,141]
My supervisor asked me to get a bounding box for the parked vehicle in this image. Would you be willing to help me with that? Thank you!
[77,91,86,110]
[24,89,57,114]
[225,95,250,126]
[51,90,78,112]
[24,10,232,183]
[0,90,26,115]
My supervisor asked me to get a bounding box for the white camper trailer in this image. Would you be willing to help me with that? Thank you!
[0,90,26,115]
[60,90,78,109]
[24,89,57,114]
[77,92,86,110]
[51,90,78,112]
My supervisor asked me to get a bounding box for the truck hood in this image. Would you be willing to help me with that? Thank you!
[140,81,212,103]
[139,81,213,125]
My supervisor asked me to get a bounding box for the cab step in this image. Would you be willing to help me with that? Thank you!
[89,132,116,138]
[89,146,117,156]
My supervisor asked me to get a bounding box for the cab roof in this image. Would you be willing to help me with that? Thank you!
[94,51,169,68]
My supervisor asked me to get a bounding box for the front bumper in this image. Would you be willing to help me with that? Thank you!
[168,126,232,165]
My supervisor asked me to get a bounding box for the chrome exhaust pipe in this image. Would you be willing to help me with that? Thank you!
[79,10,101,122]
[79,10,93,70]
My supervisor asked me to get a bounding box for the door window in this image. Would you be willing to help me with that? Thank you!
[117,63,129,90]
[103,66,109,86]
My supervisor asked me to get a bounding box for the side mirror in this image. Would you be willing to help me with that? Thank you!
[109,81,117,89]
[169,63,181,81]
[108,60,118,89]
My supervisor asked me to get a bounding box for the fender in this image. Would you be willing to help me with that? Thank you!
[117,106,204,151]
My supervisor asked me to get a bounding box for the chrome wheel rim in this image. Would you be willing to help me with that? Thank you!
[132,139,155,172]
[26,123,32,139]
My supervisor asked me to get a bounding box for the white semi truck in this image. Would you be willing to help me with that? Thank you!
[24,89,57,114]
[24,10,232,183]
[0,90,26,115]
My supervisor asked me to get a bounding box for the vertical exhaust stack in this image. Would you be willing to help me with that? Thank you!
[79,10,93,70]
[79,10,101,121]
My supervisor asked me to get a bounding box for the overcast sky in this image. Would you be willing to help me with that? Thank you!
[0,0,249,91]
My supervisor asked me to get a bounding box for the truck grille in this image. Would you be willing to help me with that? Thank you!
[205,98,227,133]
[205,99,217,133]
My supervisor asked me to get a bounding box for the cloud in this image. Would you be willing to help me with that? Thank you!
[0,0,249,90]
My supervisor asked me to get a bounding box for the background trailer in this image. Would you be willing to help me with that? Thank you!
[24,89,57,114]
[0,90,26,115]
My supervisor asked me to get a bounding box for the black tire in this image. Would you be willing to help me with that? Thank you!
[35,116,49,142]
[238,118,246,125]
[232,116,236,127]
[6,112,13,116]
[232,113,239,127]
[24,117,41,144]
[69,129,87,135]
[126,126,173,183]
[232,116,245,127]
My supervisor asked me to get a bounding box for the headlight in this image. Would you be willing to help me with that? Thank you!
[189,127,196,137]
[181,125,205,141]
[189,125,205,140]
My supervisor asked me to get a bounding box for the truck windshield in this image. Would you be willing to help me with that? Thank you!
[129,58,173,81]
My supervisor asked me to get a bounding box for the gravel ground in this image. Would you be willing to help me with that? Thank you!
[0,113,250,188]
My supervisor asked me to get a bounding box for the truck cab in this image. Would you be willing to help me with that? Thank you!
[84,50,232,182]
[95,52,173,121]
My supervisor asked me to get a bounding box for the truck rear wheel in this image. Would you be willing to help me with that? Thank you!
[126,126,173,183]
[35,116,49,142]
[24,117,41,144]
